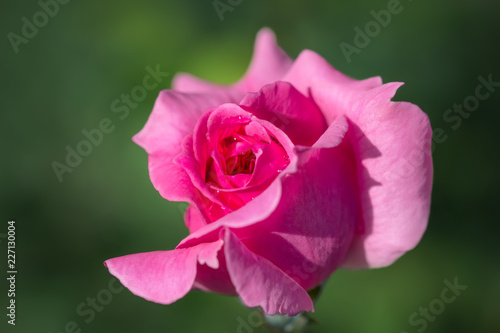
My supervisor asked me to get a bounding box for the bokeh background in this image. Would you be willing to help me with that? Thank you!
[1,0,499,332]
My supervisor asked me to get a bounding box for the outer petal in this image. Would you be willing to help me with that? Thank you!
[104,240,223,304]
[172,28,292,97]
[224,229,313,316]
[235,28,293,93]
[283,49,382,125]
[338,83,433,269]
[283,49,432,269]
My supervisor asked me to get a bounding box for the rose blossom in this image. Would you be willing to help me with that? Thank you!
[104,28,433,316]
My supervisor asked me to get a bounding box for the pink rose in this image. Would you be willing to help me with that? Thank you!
[104,28,433,316]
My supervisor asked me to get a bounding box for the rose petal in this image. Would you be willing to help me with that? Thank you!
[282,49,432,269]
[338,83,433,269]
[236,28,293,93]
[104,240,223,304]
[224,229,314,316]
[240,81,327,146]
[176,135,227,211]
[282,49,382,124]
[145,152,197,203]
[248,140,288,186]
[184,205,207,233]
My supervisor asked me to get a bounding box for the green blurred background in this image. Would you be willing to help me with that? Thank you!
[1,0,499,332]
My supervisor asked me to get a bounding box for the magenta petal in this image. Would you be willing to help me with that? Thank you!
[146,153,196,202]
[104,240,223,305]
[248,140,288,186]
[224,230,313,316]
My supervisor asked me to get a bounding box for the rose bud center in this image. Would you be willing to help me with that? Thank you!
[200,119,290,219]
